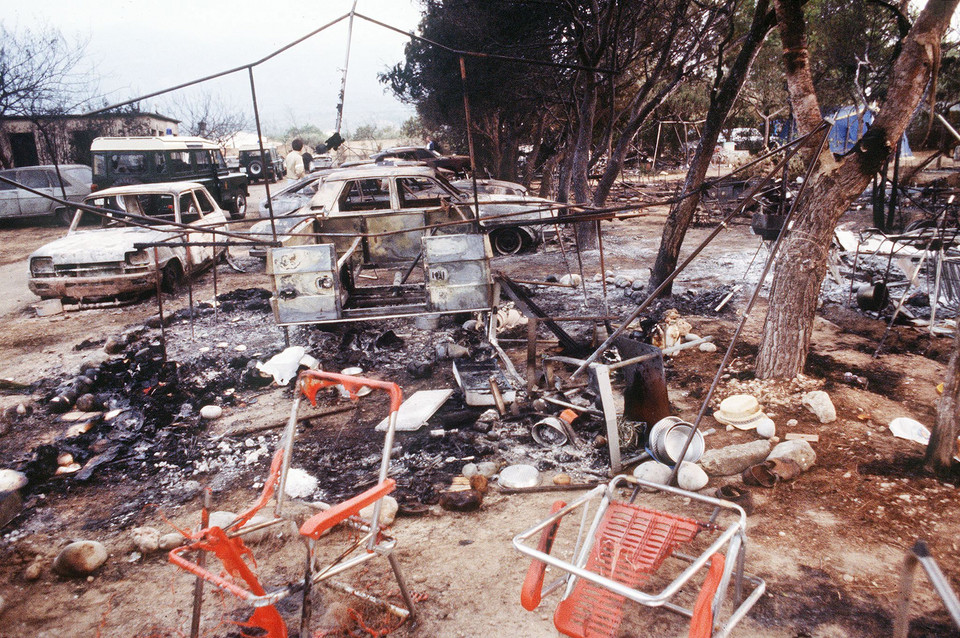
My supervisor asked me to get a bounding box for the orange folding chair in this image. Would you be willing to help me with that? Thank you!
[513,475,765,638]
[169,369,417,637]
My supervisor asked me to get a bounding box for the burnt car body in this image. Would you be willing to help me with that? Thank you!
[256,170,335,219]
[249,165,557,257]
[28,182,228,303]
[0,165,92,225]
[369,146,471,177]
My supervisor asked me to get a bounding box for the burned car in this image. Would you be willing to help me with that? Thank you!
[28,182,229,303]
[256,170,334,219]
[249,165,558,256]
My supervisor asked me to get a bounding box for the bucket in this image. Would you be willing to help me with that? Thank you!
[338,367,372,398]
[531,417,568,447]
[646,416,705,465]
[856,282,889,311]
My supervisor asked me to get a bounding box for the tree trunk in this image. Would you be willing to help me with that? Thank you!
[649,0,774,294]
[756,0,959,379]
[571,75,599,248]
[926,327,960,472]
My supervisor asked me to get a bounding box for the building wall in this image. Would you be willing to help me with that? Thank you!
[0,115,180,168]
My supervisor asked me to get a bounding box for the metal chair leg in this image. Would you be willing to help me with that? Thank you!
[300,539,314,637]
[388,553,418,625]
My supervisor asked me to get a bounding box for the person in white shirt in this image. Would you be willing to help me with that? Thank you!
[285,138,305,184]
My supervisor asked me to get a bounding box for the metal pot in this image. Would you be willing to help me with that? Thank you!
[647,416,705,465]
[856,282,889,311]
[531,417,568,447]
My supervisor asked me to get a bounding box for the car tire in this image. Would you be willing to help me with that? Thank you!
[491,227,525,255]
[160,260,183,294]
[54,207,74,227]
[248,160,264,181]
[229,193,247,220]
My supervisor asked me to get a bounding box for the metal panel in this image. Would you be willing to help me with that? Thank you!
[423,234,493,312]
[269,244,342,323]
[365,210,426,263]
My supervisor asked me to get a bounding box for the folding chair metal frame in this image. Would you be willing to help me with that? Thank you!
[513,475,766,638]
[169,369,417,638]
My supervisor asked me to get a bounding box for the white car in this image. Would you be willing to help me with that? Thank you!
[28,182,229,303]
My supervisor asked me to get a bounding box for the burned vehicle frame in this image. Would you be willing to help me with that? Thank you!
[28,182,230,304]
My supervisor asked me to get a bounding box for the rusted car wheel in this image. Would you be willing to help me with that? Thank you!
[491,228,525,255]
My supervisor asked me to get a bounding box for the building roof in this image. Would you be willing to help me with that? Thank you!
[90,136,221,152]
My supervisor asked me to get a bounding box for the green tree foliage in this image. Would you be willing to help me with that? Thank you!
[381,0,567,180]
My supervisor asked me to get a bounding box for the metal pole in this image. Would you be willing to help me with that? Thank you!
[459,56,482,232]
[189,489,211,638]
[248,66,277,242]
[335,0,359,135]
[153,247,167,365]
[212,233,219,323]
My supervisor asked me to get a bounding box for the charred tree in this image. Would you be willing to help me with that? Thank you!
[649,0,776,294]
[927,328,960,472]
[756,0,959,378]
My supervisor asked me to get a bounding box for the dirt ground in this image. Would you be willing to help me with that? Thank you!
[0,173,959,638]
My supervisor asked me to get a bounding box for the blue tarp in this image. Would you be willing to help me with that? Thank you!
[828,105,912,157]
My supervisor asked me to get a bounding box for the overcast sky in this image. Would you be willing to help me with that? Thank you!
[0,0,422,135]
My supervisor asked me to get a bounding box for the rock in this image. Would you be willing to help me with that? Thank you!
[767,439,817,471]
[199,405,223,420]
[360,496,398,527]
[158,533,185,551]
[436,341,469,359]
[477,409,499,424]
[53,541,107,576]
[553,473,572,485]
[632,461,672,488]
[786,419,798,427]
[632,279,645,290]
[593,273,603,282]
[801,390,836,423]
[697,440,773,477]
[477,462,498,478]
[462,319,479,331]
[104,335,126,354]
[24,560,43,580]
[558,274,582,286]
[75,394,101,412]
[677,462,709,491]
[699,342,718,353]
[756,418,776,439]
[131,527,160,553]
[462,463,478,478]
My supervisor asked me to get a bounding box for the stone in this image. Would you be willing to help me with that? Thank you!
[756,419,776,439]
[699,342,718,353]
[632,461,672,488]
[462,319,479,331]
[697,440,773,477]
[767,439,817,471]
[131,527,160,553]
[360,496,398,527]
[436,341,469,359]
[104,335,126,355]
[677,462,709,491]
[632,279,645,290]
[462,463,478,478]
[477,462,498,478]
[53,540,108,576]
[75,393,101,412]
[786,419,798,427]
[593,273,603,282]
[199,405,223,420]
[24,560,43,581]
[158,533,185,551]
[477,409,499,423]
[553,473,572,485]
[801,390,836,423]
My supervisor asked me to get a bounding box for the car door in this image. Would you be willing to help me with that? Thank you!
[0,171,21,218]
[181,188,226,269]
[17,169,56,217]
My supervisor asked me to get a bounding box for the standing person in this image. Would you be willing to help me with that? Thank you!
[301,147,313,173]
[285,138,305,184]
